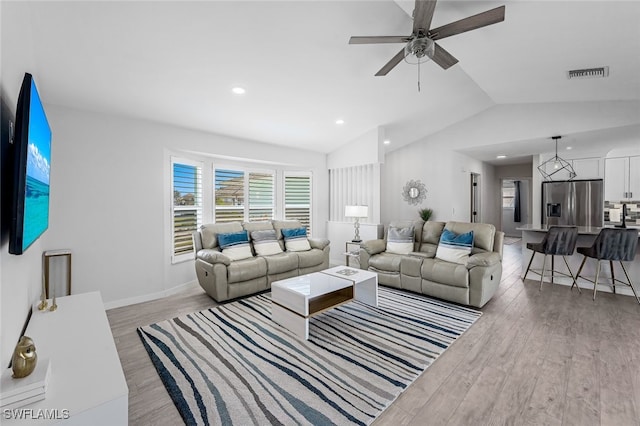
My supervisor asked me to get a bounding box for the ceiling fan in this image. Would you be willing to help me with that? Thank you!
[349,0,506,76]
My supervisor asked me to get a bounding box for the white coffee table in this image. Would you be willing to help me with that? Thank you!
[271,267,378,340]
[321,266,378,307]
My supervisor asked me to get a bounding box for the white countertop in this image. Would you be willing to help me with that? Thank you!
[517,224,640,235]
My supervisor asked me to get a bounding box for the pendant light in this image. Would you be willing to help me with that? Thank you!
[537,136,576,181]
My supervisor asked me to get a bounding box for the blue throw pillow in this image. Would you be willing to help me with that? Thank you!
[218,231,253,261]
[435,229,474,265]
[218,231,249,248]
[281,227,311,252]
[281,227,307,239]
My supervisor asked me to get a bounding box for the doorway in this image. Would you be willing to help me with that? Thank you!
[501,178,531,237]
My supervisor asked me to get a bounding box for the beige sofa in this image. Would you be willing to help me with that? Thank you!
[359,221,504,308]
[193,220,330,302]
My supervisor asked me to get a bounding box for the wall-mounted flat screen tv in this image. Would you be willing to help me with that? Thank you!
[9,73,52,255]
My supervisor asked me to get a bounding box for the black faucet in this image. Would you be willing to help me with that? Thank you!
[615,203,627,228]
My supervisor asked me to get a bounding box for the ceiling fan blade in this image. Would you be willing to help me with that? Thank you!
[375,49,406,76]
[430,43,458,70]
[413,0,438,34]
[349,36,410,44]
[429,5,505,41]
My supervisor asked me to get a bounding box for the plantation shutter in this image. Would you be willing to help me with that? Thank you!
[215,169,245,223]
[248,172,274,221]
[172,159,202,261]
[284,174,312,234]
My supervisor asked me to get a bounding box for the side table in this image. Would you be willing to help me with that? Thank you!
[344,241,361,268]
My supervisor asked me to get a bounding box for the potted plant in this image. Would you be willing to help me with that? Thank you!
[418,208,433,221]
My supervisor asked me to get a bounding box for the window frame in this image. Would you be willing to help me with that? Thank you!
[283,171,313,236]
[214,164,276,223]
[171,157,203,264]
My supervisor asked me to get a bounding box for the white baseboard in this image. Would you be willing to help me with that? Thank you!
[103,280,199,310]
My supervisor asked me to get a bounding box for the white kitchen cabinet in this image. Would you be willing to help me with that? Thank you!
[571,157,602,179]
[630,155,640,199]
[605,155,640,201]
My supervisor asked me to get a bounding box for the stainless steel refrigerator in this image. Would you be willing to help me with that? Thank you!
[542,179,603,227]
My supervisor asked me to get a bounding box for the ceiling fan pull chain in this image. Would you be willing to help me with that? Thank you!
[417,60,421,92]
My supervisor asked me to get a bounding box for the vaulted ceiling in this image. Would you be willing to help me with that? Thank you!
[3,1,640,155]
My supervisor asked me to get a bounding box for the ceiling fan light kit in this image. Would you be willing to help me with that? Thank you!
[404,37,435,65]
[349,0,506,87]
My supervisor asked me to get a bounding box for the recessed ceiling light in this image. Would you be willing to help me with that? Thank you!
[335,119,345,125]
[496,155,507,159]
[231,87,246,95]
[383,140,391,145]
[566,146,572,150]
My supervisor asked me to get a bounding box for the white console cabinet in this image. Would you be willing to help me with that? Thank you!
[4,292,128,425]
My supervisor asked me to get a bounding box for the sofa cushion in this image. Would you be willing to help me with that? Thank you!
[369,252,403,273]
[386,226,415,254]
[421,258,469,288]
[227,257,267,283]
[421,221,446,245]
[200,222,243,249]
[467,252,501,268]
[445,222,495,252]
[219,231,253,261]
[273,219,304,238]
[282,227,311,252]
[242,221,274,233]
[196,249,231,266]
[295,248,325,269]
[263,252,298,274]
[251,230,283,256]
[436,229,474,265]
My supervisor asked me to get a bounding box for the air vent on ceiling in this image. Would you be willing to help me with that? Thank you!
[567,66,609,80]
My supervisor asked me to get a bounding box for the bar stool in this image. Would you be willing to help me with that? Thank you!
[573,228,639,304]
[523,226,579,291]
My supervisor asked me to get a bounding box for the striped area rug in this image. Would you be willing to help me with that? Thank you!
[137,287,481,425]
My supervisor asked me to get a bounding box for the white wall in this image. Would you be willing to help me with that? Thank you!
[1,1,45,368]
[382,142,488,225]
[327,127,384,169]
[42,105,328,308]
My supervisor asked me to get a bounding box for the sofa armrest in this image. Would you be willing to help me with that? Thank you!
[196,249,231,266]
[467,252,501,268]
[361,239,386,256]
[308,237,330,250]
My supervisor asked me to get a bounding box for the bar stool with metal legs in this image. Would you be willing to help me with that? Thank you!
[523,226,579,291]
[572,228,639,304]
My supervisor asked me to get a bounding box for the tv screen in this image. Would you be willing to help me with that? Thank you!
[9,73,52,255]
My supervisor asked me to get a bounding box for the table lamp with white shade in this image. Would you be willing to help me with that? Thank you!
[345,205,369,242]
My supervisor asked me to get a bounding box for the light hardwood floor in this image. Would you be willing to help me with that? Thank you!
[107,243,640,425]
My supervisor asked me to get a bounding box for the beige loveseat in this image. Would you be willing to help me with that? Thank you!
[359,221,504,308]
[193,220,330,302]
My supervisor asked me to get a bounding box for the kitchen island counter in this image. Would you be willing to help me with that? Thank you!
[517,225,640,297]
[517,224,640,235]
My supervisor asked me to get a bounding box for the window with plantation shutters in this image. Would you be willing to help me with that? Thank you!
[215,168,275,222]
[172,158,202,262]
[215,169,245,223]
[284,173,312,235]
[248,172,274,221]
